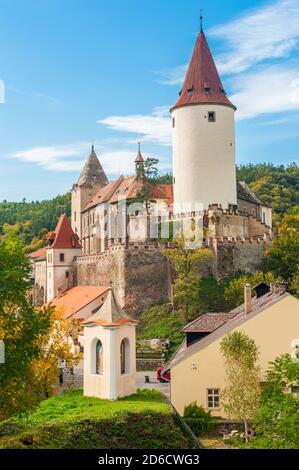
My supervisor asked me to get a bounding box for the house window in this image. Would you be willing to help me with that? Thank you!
[208,112,216,122]
[172,117,175,128]
[207,388,220,409]
[96,340,103,375]
[65,271,69,279]
[60,253,65,262]
[120,338,130,375]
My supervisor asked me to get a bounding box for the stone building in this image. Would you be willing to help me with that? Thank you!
[30,22,273,316]
[30,214,81,305]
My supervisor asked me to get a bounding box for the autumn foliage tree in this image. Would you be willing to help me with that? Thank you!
[28,306,81,401]
[220,331,262,443]
[0,232,52,419]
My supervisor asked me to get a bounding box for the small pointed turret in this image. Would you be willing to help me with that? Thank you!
[77,145,109,188]
[135,142,145,179]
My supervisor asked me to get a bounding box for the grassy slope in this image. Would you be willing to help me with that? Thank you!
[137,303,185,357]
[0,390,194,449]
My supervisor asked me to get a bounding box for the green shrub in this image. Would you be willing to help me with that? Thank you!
[183,402,217,436]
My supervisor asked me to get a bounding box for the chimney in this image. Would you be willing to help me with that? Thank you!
[244,283,252,314]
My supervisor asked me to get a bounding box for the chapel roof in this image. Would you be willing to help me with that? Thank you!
[47,285,110,319]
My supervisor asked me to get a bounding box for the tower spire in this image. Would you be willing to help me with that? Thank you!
[135,142,144,179]
[200,9,203,32]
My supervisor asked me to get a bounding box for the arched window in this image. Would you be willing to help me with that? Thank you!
[120,338,130,375]
[96,340,103,375]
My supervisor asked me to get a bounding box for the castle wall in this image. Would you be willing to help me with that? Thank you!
[76,244,170,317]
[211,237,271,278]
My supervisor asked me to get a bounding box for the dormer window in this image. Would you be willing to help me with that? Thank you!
[204,87,211,94]
[219,88,226,95]
[179,89,182,96]
[187,87,193,95]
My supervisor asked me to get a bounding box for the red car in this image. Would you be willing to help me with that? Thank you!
[157,366,170,383]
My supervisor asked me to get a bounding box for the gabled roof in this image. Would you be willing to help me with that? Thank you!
[48,286,110,319]
[83,289,138,327]
[77,145,109,188]
[82,177,172,211]
[48,214,81,249]
[182,313,237,333]
[171,31,235,112]
[167,290,291,370]
[28,246,47,260]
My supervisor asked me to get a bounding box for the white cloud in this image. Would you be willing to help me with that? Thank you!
[98,106,172,146]
[232,63,299,120]
[11,143,88,172]
[210,0,299,75]
[10,141,172,176]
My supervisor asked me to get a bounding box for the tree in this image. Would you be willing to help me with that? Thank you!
[253,354,299,448]
[0,232,52,419]
[220,331,262,443]
[134,157,159,215]
[163,238,212,323]
[28,306,81,401]
[224,271,281,309]
[264,208,299,281]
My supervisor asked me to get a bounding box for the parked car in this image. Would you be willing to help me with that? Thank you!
[157,366,170,383]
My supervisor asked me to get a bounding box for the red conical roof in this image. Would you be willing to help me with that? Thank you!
[48,214,81,249]
[171,31,236,112]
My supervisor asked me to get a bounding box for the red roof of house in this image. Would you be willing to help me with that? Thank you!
[28,246,47,259]
[48,214,81,249]
[171,31,235,112]
[47,286,110,319]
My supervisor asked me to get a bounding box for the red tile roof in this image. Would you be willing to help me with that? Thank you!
[82,177,173,211]
[171,31,235,112]
[28,247,47,259]
[47,286,110,319]
[48,214,81,249]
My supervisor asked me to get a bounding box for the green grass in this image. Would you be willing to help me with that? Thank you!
[137,303,185,357]
[0,389,195,449]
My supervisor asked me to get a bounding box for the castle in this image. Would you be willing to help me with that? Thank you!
[30,25,273,316]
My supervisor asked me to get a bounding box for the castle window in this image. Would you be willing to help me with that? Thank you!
[96,340,103,375]
[65,271,69,279]
[60,253,65,262]
[120,338,130,375]
[172,117,175,128]
[204,87,211,94]
[74,211,76,222]
[207,388,220,409]
[208,112,216,122]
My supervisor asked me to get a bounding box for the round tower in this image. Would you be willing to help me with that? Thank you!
[171,24,237,214]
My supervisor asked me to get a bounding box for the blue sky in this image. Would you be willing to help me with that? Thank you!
[0,0,298,201]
